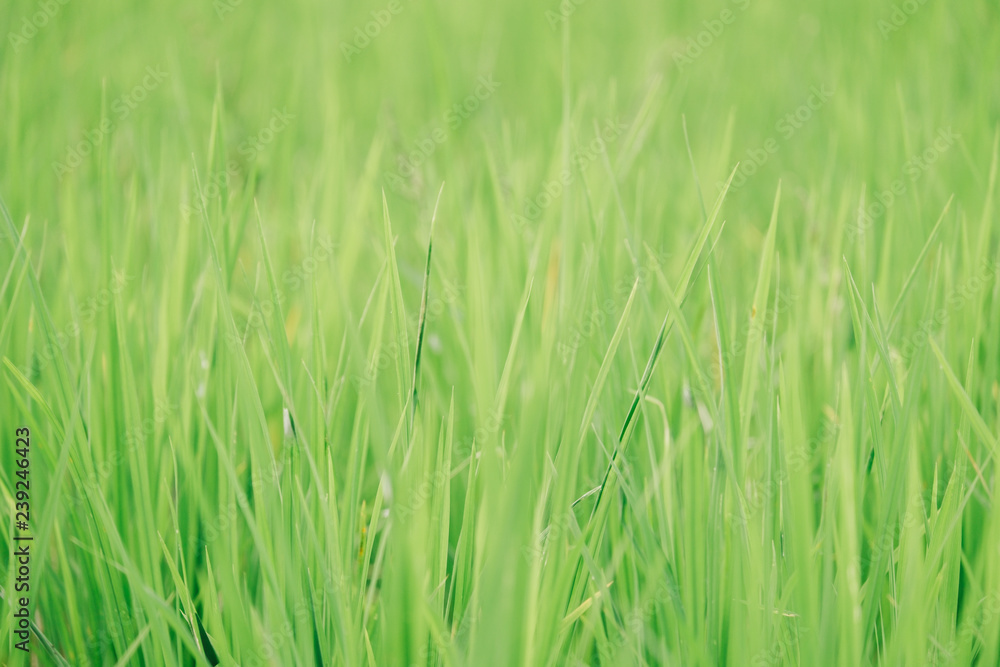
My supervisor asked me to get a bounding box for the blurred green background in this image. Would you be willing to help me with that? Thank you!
[2,0,999,665]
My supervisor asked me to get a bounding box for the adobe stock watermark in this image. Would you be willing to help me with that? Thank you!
[354,278,464,388]
[239,108,294,162]
[200,444,296,547]
[182,108,294,218]
[7,0,70,52]
[85,607,144,655]
[715,84,834,195]
[214,0,243,19]
[877,0,932,39]
[544,0,590,29]
[510,117,628,237]
[395,468,451,522]
[596,578,680,662]
[672,0,753,70]
[927,593,1000,666]
[555,247,670,364]
[409,606,481,667]
[183,161,241,218]
[65,398,178,510]
[341,0,405,62]
[226,235,336,346]
[393,406,504,520]
[863,489,928,571]
[727,414,840,528]
[898,258,997,361]
[710,289,797,381]
[848,126,958,241]
[523,509,578,563]
[51,66,169,181]
[384,75,501,195]
[750,623,806,667]
[32,269,134,375]
[239,602,313,667]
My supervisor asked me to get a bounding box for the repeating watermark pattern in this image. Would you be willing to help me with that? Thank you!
[340,1,405,62]
[226,235,336,345]
[182,161,241,218]
[878,0,932,39]
[523,509,578,563]
[595,578,679,662]
[451,408,504,464]
[32,269,134,375]
[510,117,628,238]
[393,406,504,520]
[848,126,958,241]
[214,0,243,19]
[200,444,295,546]
[64,399,178,510]
[716,84,834,195]
[239,108,295,162]
[239,602,313,667]
[710,289,797,381]
[408,606,481,667]
[395,468,450,521]
[785,415,839,475]
[672,0,753,70]
[384,75,501,196]
[86,607,143,655]
[750,623,805,667]
[928,593,1000,665]
[353,278,463,387]
[6,0,70,52]
[544,0,591,29]
[182,108,294,218]
[728,414,841,527]
[555,247,670,364]
[863,489,927,571]
[87,575,352,661]
[52,66,169,180]
[898,259,997,361]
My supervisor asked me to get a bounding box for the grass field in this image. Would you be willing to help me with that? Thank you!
[1,0,1000,664]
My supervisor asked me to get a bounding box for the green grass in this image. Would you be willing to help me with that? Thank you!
[1,0,1000,664]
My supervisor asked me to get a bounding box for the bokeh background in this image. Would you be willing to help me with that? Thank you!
[1,0,999,665]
